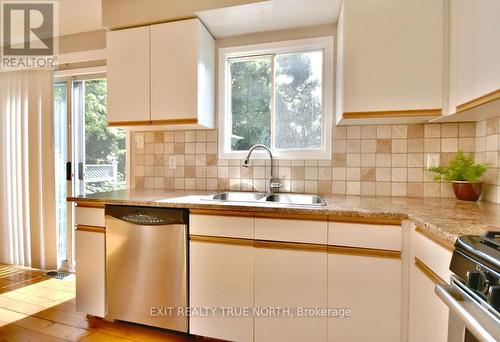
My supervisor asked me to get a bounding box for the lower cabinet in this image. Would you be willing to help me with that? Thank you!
[75,227,106,317]
[328,251,402,342]
[189,238,254,342]
[408,260,449,342]
[254,244,328,342]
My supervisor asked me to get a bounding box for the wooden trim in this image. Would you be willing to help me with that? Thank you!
[456,89,500,113]
[343,108,442,119]
[190,209,254,218]
[151,119,198,126]
[76,225,105,233]
[415,257,445,285]
[254,212,328,221]
[254,240,327,253]
[328,215,402,226]
[415,226,454,252]
[190,235,254,247]
[108,120,151,127]
[328,245,401,259]
[74,201,105,209]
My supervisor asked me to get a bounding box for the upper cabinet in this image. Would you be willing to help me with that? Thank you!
[336,0,445,125]
[447,0,500,115]
[107,18,215,129]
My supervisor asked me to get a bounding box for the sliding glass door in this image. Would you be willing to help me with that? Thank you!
[54,75,126,270]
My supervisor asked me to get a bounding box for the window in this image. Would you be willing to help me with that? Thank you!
[219,37,333,159]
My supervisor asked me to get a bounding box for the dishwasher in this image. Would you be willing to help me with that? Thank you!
[105,205,188,332]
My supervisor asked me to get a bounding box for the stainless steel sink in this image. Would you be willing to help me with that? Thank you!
[211,191,266,202]
[264,193,327,206]
[207,192,326,206]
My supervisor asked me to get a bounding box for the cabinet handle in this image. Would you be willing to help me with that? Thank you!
[76,225,105,233]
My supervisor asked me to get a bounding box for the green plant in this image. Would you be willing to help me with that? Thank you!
[428,151,488,182]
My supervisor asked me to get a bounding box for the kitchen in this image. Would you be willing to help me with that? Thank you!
[0,0,499,341]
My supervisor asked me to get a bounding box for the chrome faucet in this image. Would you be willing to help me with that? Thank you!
[242,144,284,193]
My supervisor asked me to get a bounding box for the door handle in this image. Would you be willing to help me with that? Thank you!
[78,162,84,181]
[66,162,72,181]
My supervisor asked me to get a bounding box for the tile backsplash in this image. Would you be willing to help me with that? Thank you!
[129,119,500,200]
[475,117,500,203]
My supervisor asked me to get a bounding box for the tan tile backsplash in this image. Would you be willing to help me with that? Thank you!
[130,120,497,199]
[475,117,500,203]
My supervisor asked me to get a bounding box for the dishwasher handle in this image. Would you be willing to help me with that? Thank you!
[105,205,188,226]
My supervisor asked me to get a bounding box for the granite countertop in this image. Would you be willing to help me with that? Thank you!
[68,189,500,248]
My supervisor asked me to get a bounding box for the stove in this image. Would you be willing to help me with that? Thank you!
[435,231,500,342]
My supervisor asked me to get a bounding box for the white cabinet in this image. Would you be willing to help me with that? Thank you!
[408,260,449,342]
[189,213,254,341]
[254,244,327,342]
[408,223,452,342]
[75,228,106,318]
[337,0,444,123]
[449,0,500,112]
[151,19,214,127]
[189,239,254,342]
[106,18,214,129]
[328,252,402,342]
[107,26,150,125]
[328,221,402,342]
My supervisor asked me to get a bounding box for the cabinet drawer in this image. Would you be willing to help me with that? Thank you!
[75,207,105,227]
[328,221,401,251]
[255,217,327,244]
[411,228,452,282]
[190,213,253,239]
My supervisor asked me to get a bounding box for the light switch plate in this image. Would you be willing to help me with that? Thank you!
[135,134,144,149]
[168,156,176,169]
[426,154,440,169]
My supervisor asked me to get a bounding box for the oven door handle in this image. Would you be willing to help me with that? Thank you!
[435,284,500,342]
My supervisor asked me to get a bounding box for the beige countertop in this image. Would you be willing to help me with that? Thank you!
[68,189,500,249]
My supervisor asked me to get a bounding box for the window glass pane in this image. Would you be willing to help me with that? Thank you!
[275,50,323,149]
[230,57,272,151]
[82,79,126,194]
[54,83,68,263]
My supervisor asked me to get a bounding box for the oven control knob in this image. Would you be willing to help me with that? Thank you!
[487,285,500,311]
[466,271,481,290]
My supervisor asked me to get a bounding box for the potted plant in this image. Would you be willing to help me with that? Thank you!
[428,150,488,201]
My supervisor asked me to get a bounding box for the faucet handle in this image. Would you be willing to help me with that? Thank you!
[270,176,286,191]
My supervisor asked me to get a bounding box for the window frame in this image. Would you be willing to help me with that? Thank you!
[218,36,334,160]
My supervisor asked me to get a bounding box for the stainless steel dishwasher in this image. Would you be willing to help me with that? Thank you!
[105,205,188,332]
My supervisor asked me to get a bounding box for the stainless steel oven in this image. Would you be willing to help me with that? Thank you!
[435,232,500,342]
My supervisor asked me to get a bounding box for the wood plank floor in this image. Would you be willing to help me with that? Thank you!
[0,265,204,341]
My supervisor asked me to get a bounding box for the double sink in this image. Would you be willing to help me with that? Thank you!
[207,192,326,206]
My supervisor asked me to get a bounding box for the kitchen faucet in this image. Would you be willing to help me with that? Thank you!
[242,144,284,193]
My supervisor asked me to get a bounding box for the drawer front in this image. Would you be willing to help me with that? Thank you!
[328,221,402,251]
[255,218,327,244]
[75,207,105,227]
[190,214,254,239]
[411,228,452,282]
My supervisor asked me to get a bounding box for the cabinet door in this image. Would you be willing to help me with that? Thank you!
[341,0,444,113]
[408,261,448,342]
[254,246,328,342]
[452,0,500,108]
[150,19,199,122]
[189,240,254,342]
[75,229,105,317]
[107,26,150,124]
[328,252,402,342]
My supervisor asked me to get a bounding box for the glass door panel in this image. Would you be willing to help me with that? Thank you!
[54,82,69,266]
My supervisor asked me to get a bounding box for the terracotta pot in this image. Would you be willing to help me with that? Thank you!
[452,181,482,201]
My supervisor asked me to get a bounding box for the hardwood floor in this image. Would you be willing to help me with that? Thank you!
[0,265,202,341]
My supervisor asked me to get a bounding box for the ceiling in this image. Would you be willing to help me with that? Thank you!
[60,0,341,38]
[197,0,342,38]
[59,0,102,36]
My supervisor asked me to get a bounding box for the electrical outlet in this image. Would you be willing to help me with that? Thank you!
[135,134,144,149]
[427,154,440,168]
[168,156,177,169]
